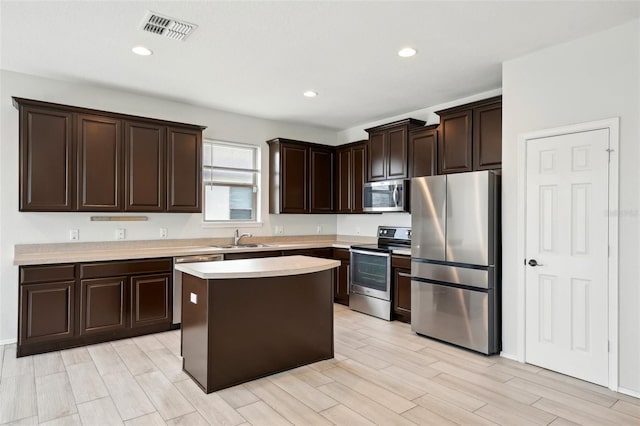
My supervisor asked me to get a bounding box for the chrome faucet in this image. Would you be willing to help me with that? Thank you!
[234,229,252,245]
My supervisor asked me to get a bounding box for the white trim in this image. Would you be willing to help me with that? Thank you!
[499,351,519,361]
[201,221,264,229]
[618,387,640,399]
[516,117,620,391]
[0,338,17,346]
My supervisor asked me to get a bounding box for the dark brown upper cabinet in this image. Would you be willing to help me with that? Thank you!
[435,96,502,174]
[365,118,426,182]
[269,139,308,213]
[166,127,202,212]
[267,138,334,214]
[309,145,334,213]
[125,121,165,212]
[76,114,123,211]
[335,141,367,213]
[409,125,439,178]
[13,98,205,213]
[473,100,503,170]
[19,105,74,211]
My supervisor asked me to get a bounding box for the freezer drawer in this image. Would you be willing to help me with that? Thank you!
[411,280,498,354]
[412,261,492,290]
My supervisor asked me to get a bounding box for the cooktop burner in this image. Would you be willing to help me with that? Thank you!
[351,226,411,253]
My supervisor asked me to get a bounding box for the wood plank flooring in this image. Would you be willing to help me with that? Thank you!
[1,304,638,425]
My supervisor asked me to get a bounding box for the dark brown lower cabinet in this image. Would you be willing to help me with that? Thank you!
[392,255,411,323]
[20,281,75,346]
[18,258,172,357]
[131,273,171,328]
[223,250,282,260]
[80,277,127,335]
[333,249,350,305]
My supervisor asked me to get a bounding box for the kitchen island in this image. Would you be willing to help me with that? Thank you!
[174,255,339,393]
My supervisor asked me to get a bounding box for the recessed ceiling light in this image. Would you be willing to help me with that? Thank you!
[303,90,318,98]
[398,47,417,58]
[132,46,153,56]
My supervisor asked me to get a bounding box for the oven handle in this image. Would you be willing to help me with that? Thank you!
[350,249,391,258]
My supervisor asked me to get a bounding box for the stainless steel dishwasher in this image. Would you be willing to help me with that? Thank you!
[173,254,223,324]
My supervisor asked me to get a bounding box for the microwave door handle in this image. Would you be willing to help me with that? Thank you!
[392,185,399,207]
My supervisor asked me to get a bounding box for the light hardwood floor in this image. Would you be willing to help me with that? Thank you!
[1,304,638,425]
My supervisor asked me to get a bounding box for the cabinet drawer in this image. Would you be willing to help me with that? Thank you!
[285,248,333,258]
[81,258,172,279]
[333,248,351,261]
[391,255,411,269]
[20,264,76,284]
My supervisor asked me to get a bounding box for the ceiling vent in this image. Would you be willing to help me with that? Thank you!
[141,11,197,41]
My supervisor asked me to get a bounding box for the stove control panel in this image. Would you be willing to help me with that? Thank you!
[378,226,411,242]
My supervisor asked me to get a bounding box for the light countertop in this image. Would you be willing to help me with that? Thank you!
[13,236,380,266]
[175,255,340,279]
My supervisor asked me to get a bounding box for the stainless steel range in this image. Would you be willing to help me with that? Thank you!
[349,226,411,320]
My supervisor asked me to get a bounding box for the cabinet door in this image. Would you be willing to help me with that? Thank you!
[167,127,202,212]
[80,277,127,335]
[439,110,472,174]
[310,147,334,213]
[473,102,502,170]
[334,261,350,306]
[19,281,75,345]
[367,132,386,181]
[280,143,308,213]
[131,273,171,328]
[125,121,165,211]
[409,128,438,177]
[387,127,408,179]
[77,114,123,211]
[393,268,411,323]
[19,106,74,211]
[335,147,352,213]
[351,143,367,213]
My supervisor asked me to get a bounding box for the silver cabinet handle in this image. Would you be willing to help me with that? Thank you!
[398,272,411,278]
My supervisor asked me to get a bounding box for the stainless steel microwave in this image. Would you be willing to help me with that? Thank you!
[363,179,409,212]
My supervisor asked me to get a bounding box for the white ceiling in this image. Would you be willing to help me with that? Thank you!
[2,1,639,130]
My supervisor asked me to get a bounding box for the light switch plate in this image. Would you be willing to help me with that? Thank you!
[190,292,198,304]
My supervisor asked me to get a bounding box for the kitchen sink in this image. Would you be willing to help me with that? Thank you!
[211,243,275,249]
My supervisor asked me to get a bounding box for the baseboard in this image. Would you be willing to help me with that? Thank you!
[0,338,18,346]
[618,387,640,399]
[499,351,519,361]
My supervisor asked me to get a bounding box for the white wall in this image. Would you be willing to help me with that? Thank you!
[0,70,338,343]
[502,20,640,394]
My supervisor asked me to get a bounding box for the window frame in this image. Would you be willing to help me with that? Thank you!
[201,139,262,227]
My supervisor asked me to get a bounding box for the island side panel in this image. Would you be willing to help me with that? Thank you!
[207,269,334,392]
[181,273,209,390]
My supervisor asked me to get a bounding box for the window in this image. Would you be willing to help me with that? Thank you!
[203,140,260,223]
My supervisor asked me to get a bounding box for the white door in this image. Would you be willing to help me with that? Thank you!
[525,128,609,386]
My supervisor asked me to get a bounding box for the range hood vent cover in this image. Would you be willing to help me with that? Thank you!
[141,11,197,41]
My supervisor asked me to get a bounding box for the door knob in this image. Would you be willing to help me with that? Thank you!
[528,259,543,267]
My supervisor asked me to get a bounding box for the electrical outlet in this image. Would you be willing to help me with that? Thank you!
[69,229,79,241]
[274,225,284,235]
[316,225,322,234]
[116,228,126,240]
[160,228,168,238]
[356,226,361,235]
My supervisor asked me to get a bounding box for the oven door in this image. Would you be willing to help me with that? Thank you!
[350,249,391,300]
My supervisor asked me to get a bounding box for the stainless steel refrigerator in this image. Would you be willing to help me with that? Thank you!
[411,170,501,355]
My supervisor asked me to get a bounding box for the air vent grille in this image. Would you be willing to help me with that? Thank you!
[141,12,197,41]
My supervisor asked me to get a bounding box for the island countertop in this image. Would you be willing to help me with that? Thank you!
[174,255,340,279]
